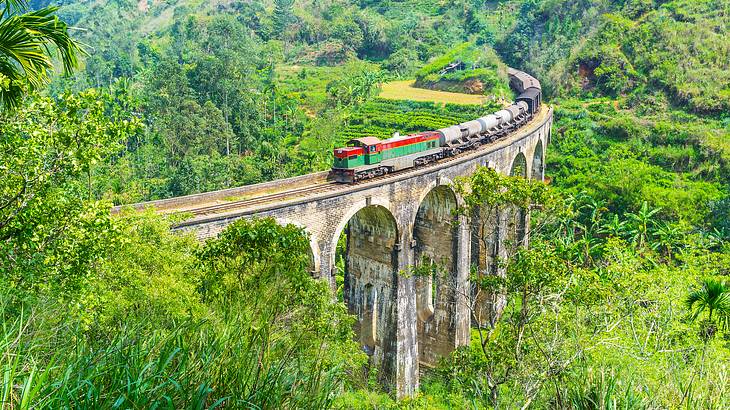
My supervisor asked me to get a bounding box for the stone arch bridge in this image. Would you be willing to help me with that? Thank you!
[116,105,553,398]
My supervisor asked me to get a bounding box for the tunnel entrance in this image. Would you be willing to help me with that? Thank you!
[413,185,459,367]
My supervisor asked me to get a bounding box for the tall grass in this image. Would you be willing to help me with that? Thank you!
[0,298,352,409]
[567,368,653,410]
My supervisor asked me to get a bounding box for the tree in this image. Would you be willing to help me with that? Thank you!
[652,221,683,260]
[626,201,661,249]
[449,167,570,405]
[681,278,730,405]
[600,214,627,238]
[326,66,384,108]
[195,217,365,407]
[273,0,294,36]
[0,0,83,108]
[0,91,140,297]
[685,279,730,335]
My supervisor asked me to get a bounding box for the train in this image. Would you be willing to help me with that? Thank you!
[331,68,542,184]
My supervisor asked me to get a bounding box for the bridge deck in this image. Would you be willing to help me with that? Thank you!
[113,105,551,225]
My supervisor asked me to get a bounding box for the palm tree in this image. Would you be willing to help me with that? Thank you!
[681,278,729,405]
[0,0,83,108]
[626,201,661,249]
[600,214,627,238]
[685,279,730,333]
[652,222,683,260]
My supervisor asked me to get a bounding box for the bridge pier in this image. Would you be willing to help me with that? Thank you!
[395,226,419,397]
[412,185,465,368]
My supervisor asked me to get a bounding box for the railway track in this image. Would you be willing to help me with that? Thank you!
[177,146,471,217]
[180,182,342,216]
[173,114,538,219]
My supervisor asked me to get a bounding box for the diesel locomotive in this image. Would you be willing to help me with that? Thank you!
[331,67,542,183]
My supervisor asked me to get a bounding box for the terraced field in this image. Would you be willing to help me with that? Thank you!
[338,98,502,145]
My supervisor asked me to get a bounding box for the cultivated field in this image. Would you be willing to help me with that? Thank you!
[379,80,490,105]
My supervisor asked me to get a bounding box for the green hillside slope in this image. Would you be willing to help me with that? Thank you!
[2,1,728,407]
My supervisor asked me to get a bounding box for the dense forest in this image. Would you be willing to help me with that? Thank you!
[1,0,728,408]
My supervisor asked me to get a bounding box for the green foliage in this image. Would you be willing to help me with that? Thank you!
[0,215,364,408]
[685,279,730,333]
[273,0,295,35]
[0,0,83,108]
[431,232,730,407]
[454,166,565,227]
[498,0,730,114]
[0,90,140,298]
[426,163,730,407]
[84,211,205,332]
[415,42,510,96]
[325,62,384,109]
[549,100,727,227]
[416,42,480,79]
[567,367,654,410]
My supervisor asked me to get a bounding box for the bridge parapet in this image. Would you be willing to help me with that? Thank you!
[112,170,331,215]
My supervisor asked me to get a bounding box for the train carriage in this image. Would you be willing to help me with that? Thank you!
[331,67,543,184]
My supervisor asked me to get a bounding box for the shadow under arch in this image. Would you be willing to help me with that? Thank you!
[531,139,544,181]
[334,203,399,390]
[510,151,528,178]
[412,184,460,366]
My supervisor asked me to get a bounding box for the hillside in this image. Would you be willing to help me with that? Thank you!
[1,0,729,408]
[496,0,730,114]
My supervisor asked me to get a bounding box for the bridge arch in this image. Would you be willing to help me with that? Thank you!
[332,202,400,388]
[329,197,393,275]
[510,151,528,178]
[531,140,544,181]
[412,183,460,366]
[413,176,465,212]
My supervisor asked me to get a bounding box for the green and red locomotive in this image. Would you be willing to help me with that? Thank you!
[331,68,542,183]
[333,132,443,182]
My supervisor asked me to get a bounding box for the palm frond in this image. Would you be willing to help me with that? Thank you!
[685,279,730,326]
[1,1,27,19]
[0,5,83,108]
[0,57,24,108]
[685,288,708,321]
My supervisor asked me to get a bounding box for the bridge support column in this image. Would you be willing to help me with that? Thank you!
[395,230,419,398]
[317,240,337,291]
[454,214,471,346]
